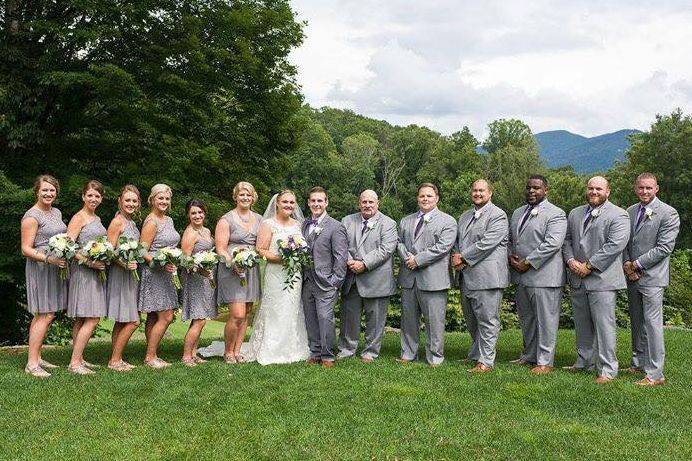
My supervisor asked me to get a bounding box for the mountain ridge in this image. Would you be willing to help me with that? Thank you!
[535,129,641,173]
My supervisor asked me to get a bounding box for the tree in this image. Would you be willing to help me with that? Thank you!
[483,119,545,212]
[608,109,692,247]
[0,0,305,342]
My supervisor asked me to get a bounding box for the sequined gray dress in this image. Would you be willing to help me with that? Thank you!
[22,207,68,314]
[67,218,108,318]
[107,215,141,322]
[216,211,262,305]
[181,238,218,321]
[138,216,181,313]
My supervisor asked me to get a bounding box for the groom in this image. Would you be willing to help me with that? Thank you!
[302,186,349,368]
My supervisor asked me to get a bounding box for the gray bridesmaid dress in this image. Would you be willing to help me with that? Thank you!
[22,207,68,314]
[181,238,218,321]
[67,217,108,318]
[216,210,262,305]
[107,215,141,322]
[138,216,181,313]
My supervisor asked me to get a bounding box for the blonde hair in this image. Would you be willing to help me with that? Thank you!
[233,181,258,205]
[119,184,141,213]
[148,183,173,209]
[275,189,296,212]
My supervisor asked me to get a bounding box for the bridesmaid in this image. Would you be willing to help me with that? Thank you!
[66,180,108,375]
[180,199,217,366]
[215,181,262,363]
[106,185,142,371]
[138,183,180,368]
[20,175,68,378]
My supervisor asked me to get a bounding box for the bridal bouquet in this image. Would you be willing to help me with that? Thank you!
[80,236,115,283]
[183,249,219,288]
[115,236,146,281]
[151,247,184,290]
[229,247,262,286]
[276,234,312,290]
[47,233,78,280]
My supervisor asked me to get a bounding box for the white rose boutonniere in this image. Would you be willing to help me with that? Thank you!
[473,210,482,220]
[591,208,601,218]
[423,215,432,223]
[645,208,653,220]
[530,208,539,217]
[366,221,375,230]
[314,226,323,236]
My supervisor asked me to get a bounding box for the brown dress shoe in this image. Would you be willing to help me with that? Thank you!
[530,365,553,375]
[595,375,614,384]
[634,377,665,386]
[322,360,335,368]
[468,363,493,373]
[306,357,321,365]
[395,357,413,364]
[360,356,374,364]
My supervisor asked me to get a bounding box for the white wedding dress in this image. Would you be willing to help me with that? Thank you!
[197,218,310,365]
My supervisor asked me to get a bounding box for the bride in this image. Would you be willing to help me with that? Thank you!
[198,190,310,364]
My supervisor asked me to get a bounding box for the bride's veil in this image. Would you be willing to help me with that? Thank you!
[263,193,305,222]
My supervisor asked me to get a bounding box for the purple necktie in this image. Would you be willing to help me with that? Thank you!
[519,204,535,232]
[582,208,593,231]
[635,205,646,229]
[361,219,369,234]
[414,215,424,238]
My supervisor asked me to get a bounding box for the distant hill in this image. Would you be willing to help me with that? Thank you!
[535,129,641,173]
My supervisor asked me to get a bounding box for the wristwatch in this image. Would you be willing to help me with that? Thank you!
[585,261,593,271]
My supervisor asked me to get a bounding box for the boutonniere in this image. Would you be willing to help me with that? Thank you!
[366,221,375,230]
[644,208,653,220]
[473,210,482,220]
[530,208,539,217]
[423,215,432,223]
[314,226,323,236]
[591,208,601,218]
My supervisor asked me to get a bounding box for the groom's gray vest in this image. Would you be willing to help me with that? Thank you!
[302,213,349,292]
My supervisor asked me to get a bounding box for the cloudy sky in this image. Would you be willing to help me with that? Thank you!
[289,0,692,138]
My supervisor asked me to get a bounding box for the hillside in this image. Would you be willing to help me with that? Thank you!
[535,129,640,173]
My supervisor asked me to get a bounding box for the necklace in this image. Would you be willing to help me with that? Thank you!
[236,210,251,223]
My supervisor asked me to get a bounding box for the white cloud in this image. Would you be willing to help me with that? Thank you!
[290,0,692,138]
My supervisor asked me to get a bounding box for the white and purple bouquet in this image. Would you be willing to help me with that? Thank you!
[47,233,78,280]
[276,234,312,290]
[229,247,262,286]
[151,247,184,290]
[115,236,146,281]
[80,236,115,283]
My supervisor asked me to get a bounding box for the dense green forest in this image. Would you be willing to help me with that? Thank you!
[1,1,690,344]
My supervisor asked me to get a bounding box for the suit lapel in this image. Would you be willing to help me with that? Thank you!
[357,212,377,249]
[635,199,658,235]
[461,211,474,239]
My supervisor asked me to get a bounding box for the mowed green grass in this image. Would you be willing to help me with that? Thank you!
[1,328,691,460]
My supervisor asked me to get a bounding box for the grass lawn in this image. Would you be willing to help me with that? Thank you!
[1,327,691,460]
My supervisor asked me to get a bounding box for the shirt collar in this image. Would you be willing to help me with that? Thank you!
[640,197,658,209]
[474,202,492,214]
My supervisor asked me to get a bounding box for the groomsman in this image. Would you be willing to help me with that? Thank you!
[623,173,680,386]
[339,190,398,363]
[397,183,457,367]
[452,179,509,373]
[302,186,349,368]
[562,176,630,383]
[508,175,567,374]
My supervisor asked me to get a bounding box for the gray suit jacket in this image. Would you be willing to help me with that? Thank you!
[509,200,567,287]
[455,202,510,291]
[562,200,630,291]
[397,208,457,291]
[302,213,349,292]
[341,211,398,298]
[623,198,680,287]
